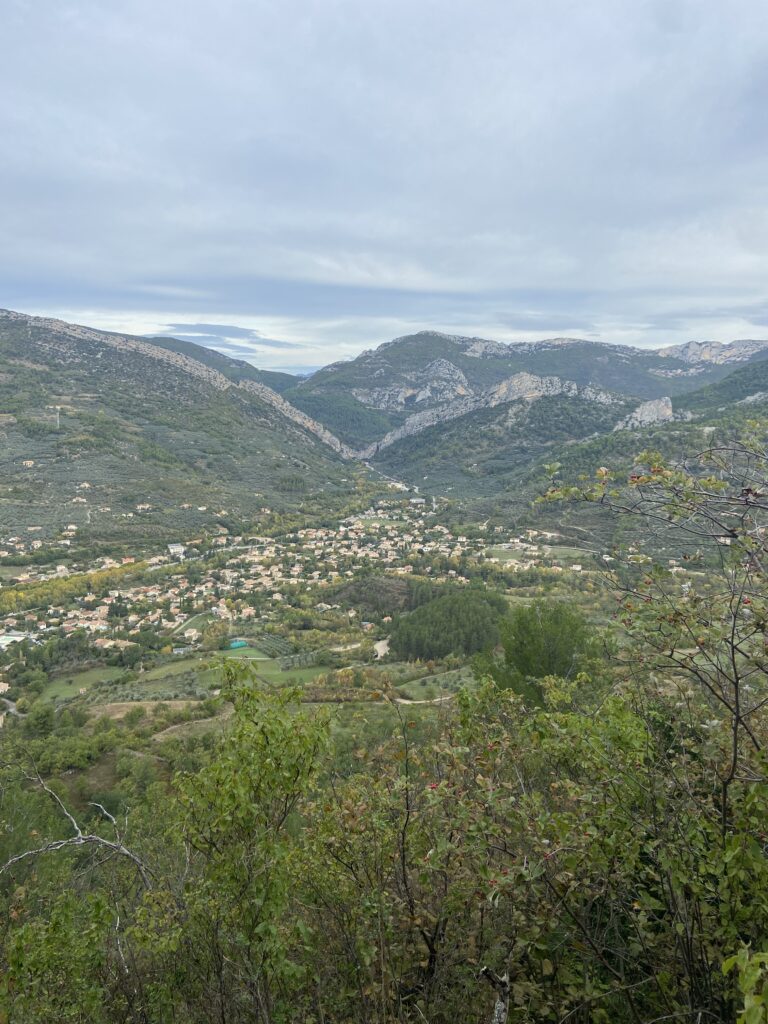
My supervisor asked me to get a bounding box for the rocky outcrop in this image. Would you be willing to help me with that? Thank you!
[353,359,471,410]
[351,385,419,409]
[357,373,618,458]
[489,373,615,406]
[464,338,512,358]
[614,397,673,431]
[657,340,768,365]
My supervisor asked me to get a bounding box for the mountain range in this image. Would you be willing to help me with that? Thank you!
[284,331,768,448]
[2,309,768,542]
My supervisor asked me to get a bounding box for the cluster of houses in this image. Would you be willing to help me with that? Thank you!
[0,502,439,648]
[0,501,613,669]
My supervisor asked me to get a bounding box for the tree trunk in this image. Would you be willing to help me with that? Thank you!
[480,967,510,1024]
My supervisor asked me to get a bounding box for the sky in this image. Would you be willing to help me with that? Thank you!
[3,0,768,371]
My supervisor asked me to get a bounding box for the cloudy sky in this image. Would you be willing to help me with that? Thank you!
[3,0,768,370]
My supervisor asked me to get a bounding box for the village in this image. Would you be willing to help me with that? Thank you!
[0,492,614,720]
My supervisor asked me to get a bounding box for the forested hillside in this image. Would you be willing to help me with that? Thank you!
[372,393,636,498]
[0,311,361,544]
[674,355,768,414]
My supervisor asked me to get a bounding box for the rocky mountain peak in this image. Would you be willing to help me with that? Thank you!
[658,339,768,364]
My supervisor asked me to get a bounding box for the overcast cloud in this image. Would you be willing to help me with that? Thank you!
[2,0,768,369]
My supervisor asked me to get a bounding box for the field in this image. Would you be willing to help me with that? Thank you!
[37,639,482,721]
[486,546,532,562]
[42,665,125,700]
[87,699,196,721]
[251,661,328,686]
[486,543,596,565]
[171,611,212,634]
[145,685,449,748]
[394,665,473,700]
[41,649,334,708]
[144,657,202,680]
[542,543,598,562]
[220,645,271,660]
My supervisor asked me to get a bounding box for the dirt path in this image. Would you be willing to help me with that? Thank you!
[151,704,234,740]
[394,693,454,706]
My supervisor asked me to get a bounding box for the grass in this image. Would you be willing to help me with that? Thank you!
[372,660,428,681]
[66,655,220,705]
[485,543,597,564]
[486,546,532,562]
[147,692,444,751]
[116,654,330,696]
[151,712,232,742]
[221,645,271,660]
[503,592,539,605]
[543,544,596,561]
[89,699,196,720]
[144,657,204,680]
[252,661,328,686]
[43,665,125,700]
[395,666,473,700]
[171,611,212,635]
[48,649,459,711]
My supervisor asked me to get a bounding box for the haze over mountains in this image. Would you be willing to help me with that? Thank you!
[3,308,768,540]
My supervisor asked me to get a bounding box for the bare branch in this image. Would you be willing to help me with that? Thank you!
[89,802,117,827]
[0,768,152,888]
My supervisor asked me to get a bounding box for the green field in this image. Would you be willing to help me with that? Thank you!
[76,653,330,705]
[543,544,597,561]
[0,565,24,580]
[144,657,204,680]
[221,646,271,660]
[171,611,212,634]
[486,546,530,562]
[46,648,462,709]
[43,665,126,700]
[252,661,327,686]
[395,666,473,700]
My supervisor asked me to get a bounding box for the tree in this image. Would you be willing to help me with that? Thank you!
[389,589,505,661]
[22,702,55,739]
[139,668,329,1022]
[200,619,229,651]
[549,435,768,833]
[475,599,598,703]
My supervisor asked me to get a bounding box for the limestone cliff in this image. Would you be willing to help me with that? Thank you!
[657,340,768,365]
[358,373,618,458]
[352,359,472,411]
[614,397,674,431]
